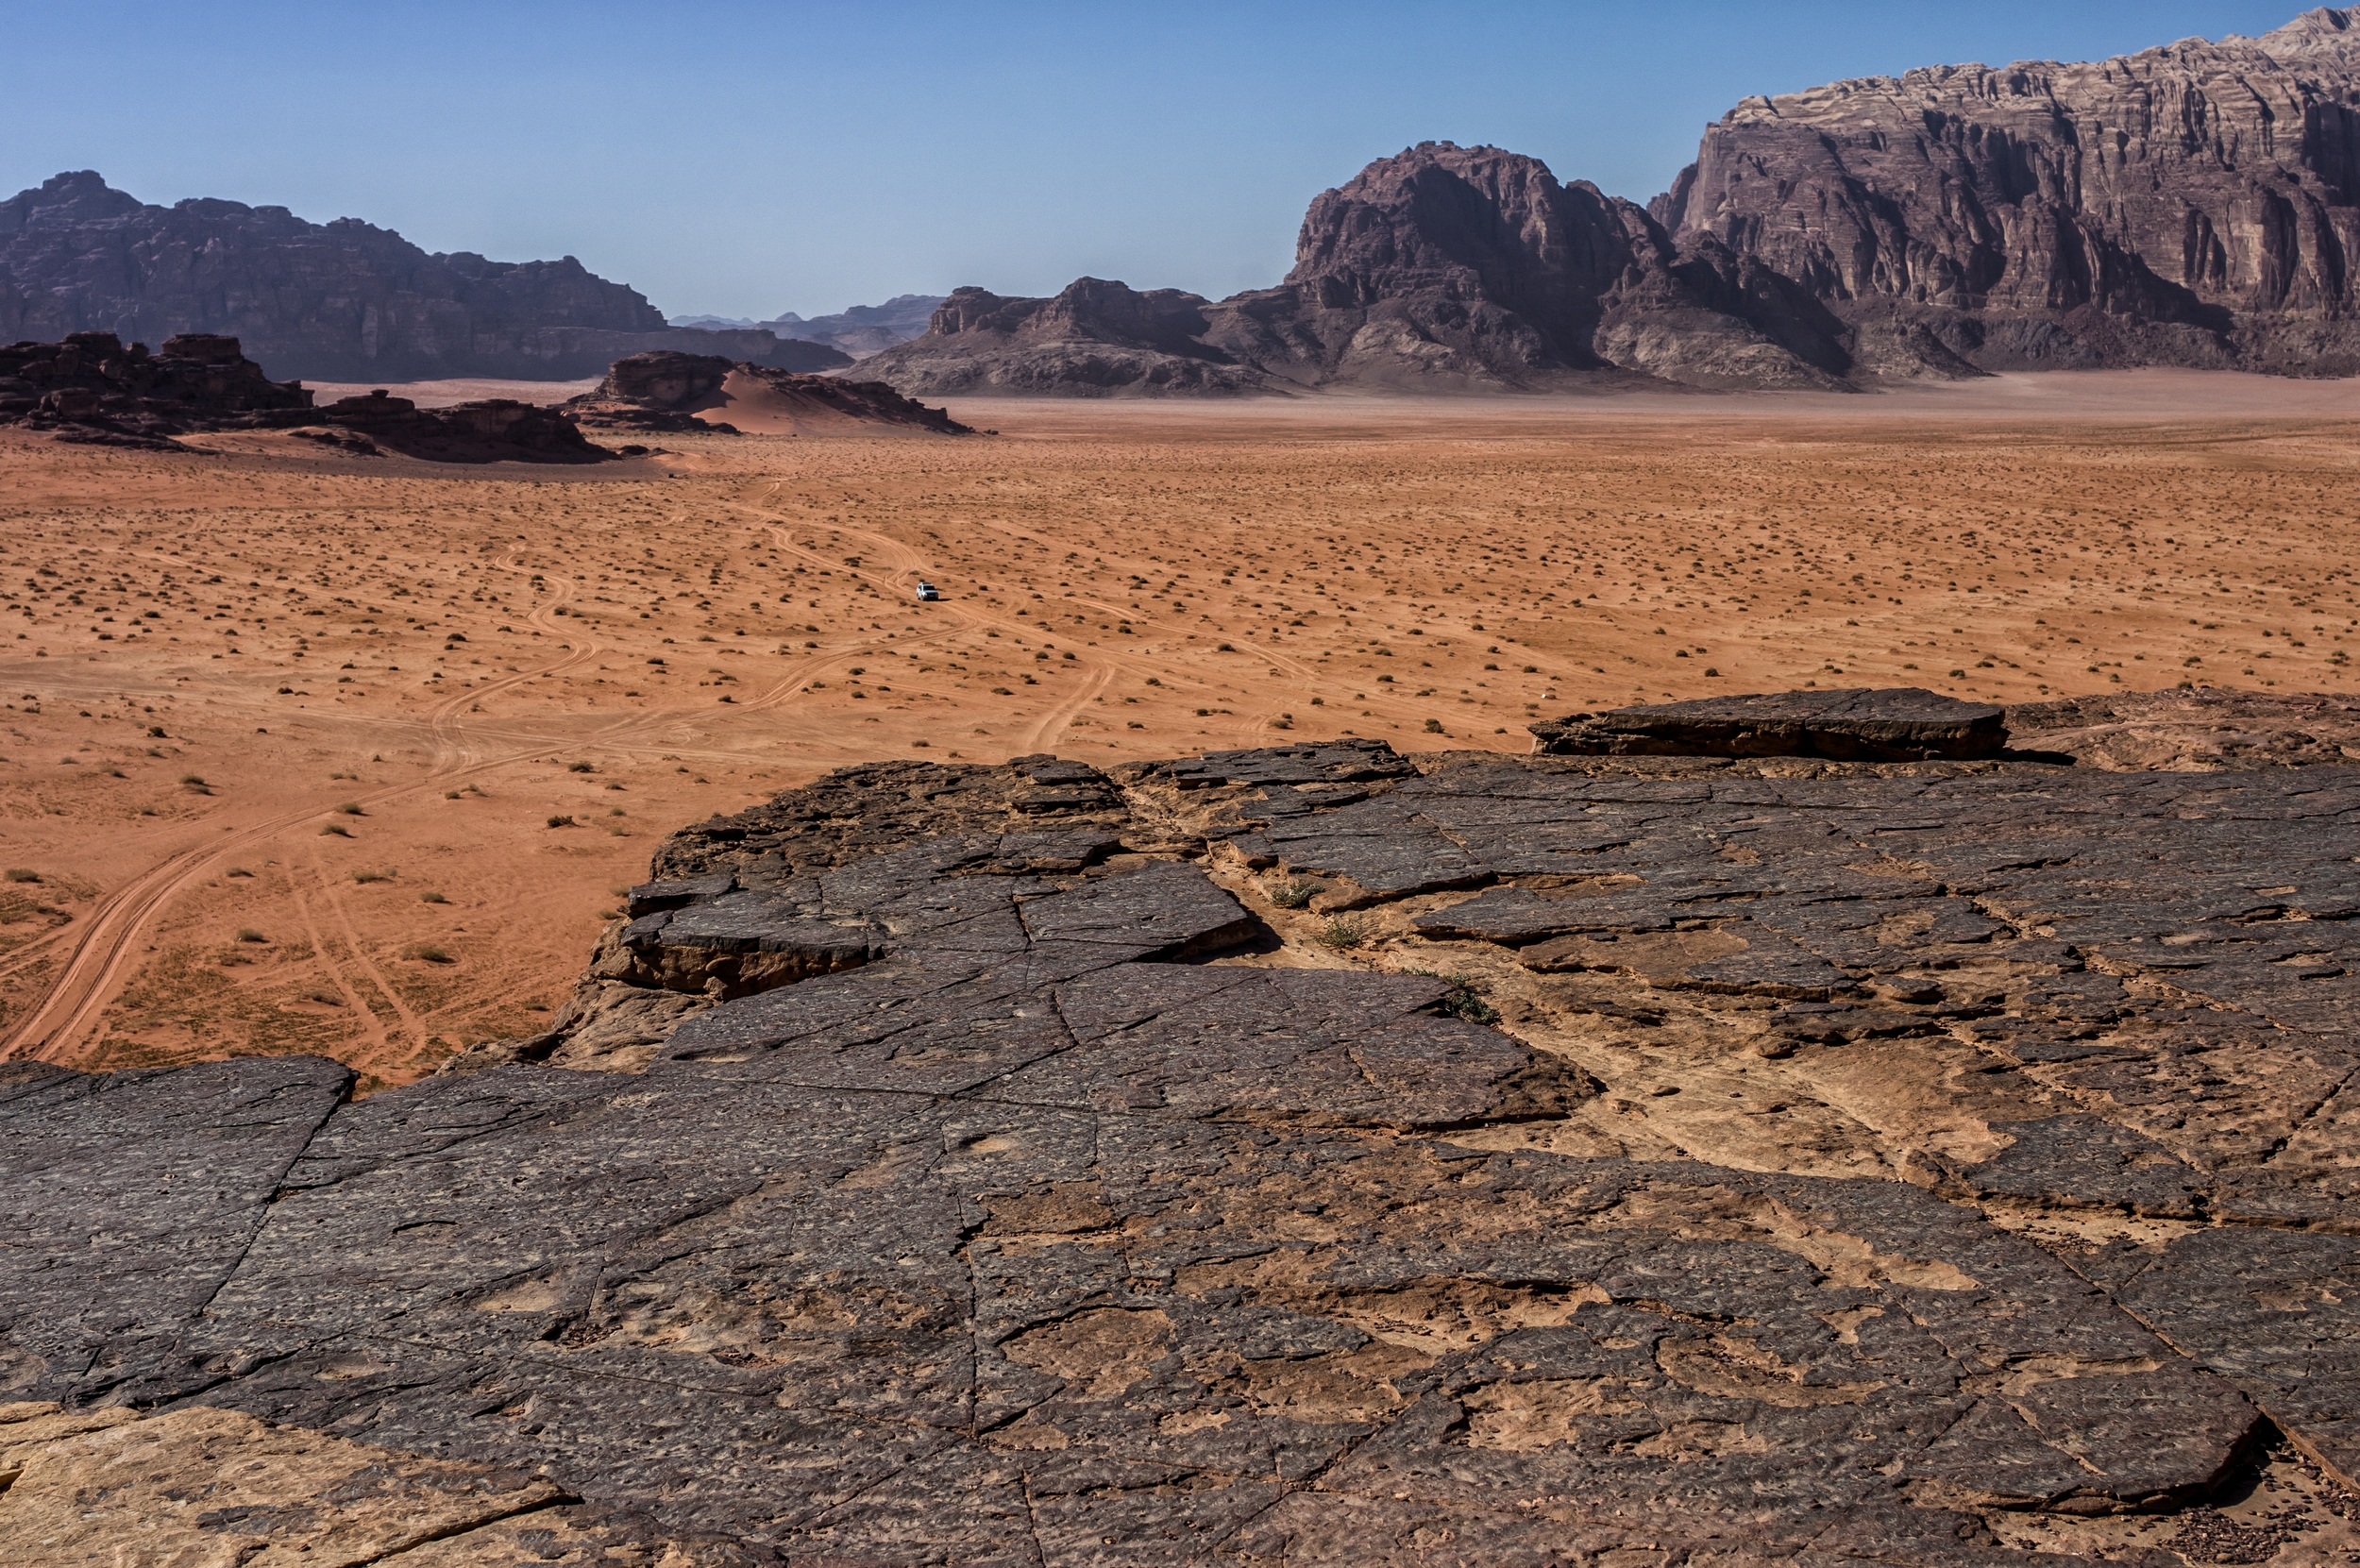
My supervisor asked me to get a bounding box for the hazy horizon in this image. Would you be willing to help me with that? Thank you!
[6,1,2308,320]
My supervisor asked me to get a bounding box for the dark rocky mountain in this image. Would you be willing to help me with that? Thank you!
[0,172,850,382]
[677,295,945,358]
[859,8,2360,395]
[849,278,1277,395]
[859,144,1857,396]
[756,294,946,358]
[1655,5,2360,376]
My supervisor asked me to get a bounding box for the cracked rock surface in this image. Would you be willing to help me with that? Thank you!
[7,715,2360,1563]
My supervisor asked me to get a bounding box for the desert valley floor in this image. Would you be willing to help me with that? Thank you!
[0,373,2355,1091]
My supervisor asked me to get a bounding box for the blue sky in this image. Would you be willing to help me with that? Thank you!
[3,2,2309,318]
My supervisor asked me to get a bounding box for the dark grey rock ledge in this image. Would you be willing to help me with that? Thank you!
[1532,687,2008,762]
[7,724,2358,1560]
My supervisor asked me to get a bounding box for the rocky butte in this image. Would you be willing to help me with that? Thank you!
[0,332,620,462]
[858,7,2360,396]
[2,688,2356,1560]
[561,349,973,436]
[0,172,852,382]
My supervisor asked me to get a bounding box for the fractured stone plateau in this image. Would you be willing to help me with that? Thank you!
[8,698,2360,1561]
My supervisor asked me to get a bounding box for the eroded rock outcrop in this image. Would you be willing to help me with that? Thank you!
[300,388,624,464]
[0,330,312,448]
[865,10,2360,396]
[0,334,633,461]
[0,171,851,382]
[562,349,972,434]
[849,280,1273,396]
[9,699,2358,1559]
[859,145,1859,396]
[1659,7,2360,375]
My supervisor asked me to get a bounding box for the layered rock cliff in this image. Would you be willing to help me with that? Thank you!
[860,9,2360,395]
[858,143,1860,396]
[0,172,851,382]
[1654,6,2360,374]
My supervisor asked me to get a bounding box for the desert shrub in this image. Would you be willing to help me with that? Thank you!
[1411,970,1499,1024]
[1270,879,1321,909]
[1320,915,1374,950]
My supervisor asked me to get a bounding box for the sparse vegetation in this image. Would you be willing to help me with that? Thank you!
[4,868,38,884]
[1270,879,1321,909]
[402,942,453,964]
[234,928,268,944]
[1320,914,1374,949]
[1409,969,1500,1024]
[548,814,576,828]
[420,890,448,904]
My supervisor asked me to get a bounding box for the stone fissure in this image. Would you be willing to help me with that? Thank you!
[8,705,2360,1559]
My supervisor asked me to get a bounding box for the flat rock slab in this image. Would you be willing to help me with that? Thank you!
[1533,686,2008,761]
[12,735,2360,1559]
[11,1068,2262,1557]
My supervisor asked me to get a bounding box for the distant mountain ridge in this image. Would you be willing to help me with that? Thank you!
[854,144,1861,396]
[669,295,943,359]
[858,7,2360,395]
[0,173,849,381]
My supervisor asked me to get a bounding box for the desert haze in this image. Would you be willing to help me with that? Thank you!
[0,371,2351,1090]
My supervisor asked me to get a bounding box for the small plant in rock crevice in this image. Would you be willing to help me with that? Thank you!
[1408,969,1500,1024]
[1270,879,1322,909]
[1320,914,1374,950]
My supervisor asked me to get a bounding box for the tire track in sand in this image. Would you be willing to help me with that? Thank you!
[0,576,602,1064]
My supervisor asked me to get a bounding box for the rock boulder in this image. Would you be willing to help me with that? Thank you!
[1530,687,2010,762]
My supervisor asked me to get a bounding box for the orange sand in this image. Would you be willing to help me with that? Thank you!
[1,372,2353,1088]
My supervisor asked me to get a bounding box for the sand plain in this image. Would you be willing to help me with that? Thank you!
[0,370,2353,1089]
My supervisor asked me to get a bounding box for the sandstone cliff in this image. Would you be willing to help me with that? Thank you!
[0,172,851,382]
[860,9,2360,395]
[854,144,1901,396]
[1656,6,2360,374]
